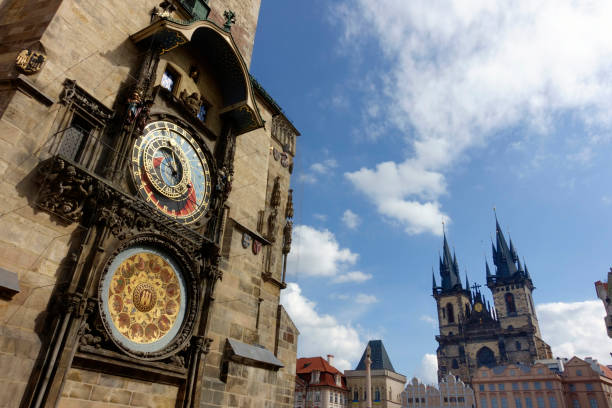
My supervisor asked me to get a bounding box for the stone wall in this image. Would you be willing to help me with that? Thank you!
[57,368,179,408]
[208,0,261,67]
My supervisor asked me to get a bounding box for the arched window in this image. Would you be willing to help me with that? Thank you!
[442,307,446,319]
[375,388,381,402]
[446,303,455,323]
[505,293,516,314]
[476,347,496,368]
[452,359,459,369]
[354,389,358,401]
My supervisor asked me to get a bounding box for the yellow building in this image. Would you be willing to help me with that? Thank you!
[345,340,407,407]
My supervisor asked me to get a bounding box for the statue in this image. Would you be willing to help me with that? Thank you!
[126,90,142,123]
[180,90,202,115]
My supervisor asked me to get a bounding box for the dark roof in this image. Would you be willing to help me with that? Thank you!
[355,340,396,372]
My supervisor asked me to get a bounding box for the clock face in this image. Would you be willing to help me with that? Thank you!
[474,302,483,313]
[131,121,211,224]
[99,247,187,355]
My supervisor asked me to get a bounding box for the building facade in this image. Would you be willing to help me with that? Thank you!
[402,374,475,408]
[345,340,407,407]
[295,356,349,408]
[595,270,612,338]
[473,358,612,408]
[433,219,552,384]
[0,1,300,407]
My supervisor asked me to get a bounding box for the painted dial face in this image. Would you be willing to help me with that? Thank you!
[474,302,483,312]
[132,121,211,224]
[99,247,187,354]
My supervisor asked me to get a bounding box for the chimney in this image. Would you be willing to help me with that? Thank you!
[327,354,334,366]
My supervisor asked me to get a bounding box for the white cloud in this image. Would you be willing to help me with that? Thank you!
[420,315,437,327]
[313,213,328,222]
[355,294,379,305]
[332,271,373,284]
[416,353,438,385]
[338,0,612,235]
[298,173,317,184]
[287,225,359,278]
[342,209,361,230]
[281,283,364,371]
[538,300,612,364]
[311,159,338,174]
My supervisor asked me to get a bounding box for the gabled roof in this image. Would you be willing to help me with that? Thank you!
[296,357,347,390]
[355,340,396,372]
[297,357,342,375]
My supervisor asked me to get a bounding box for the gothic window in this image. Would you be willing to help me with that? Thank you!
[452,359,459,369]
[476,347,496,368]
[354,390,358,401]
[505,293,516,314]
[446,303,455,323]
[442,307,446,319]
[375,388,380,401]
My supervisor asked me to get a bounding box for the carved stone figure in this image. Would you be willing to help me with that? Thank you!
[135,100,153,132]
[282,221,293,254]
[267,208,278,242]
[223,10,236,31]
[285,189,294,219]
[180,90,202,116]
[189,66,200,83]
[270,176,281,208]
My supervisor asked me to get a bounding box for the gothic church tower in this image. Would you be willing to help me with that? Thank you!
[433,219,552,385]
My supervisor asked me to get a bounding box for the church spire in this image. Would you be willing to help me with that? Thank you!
[432,269,437,292]
[492,217,518,279]
[439,232,461,291]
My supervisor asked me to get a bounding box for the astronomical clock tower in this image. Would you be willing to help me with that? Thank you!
[0,1,299,407]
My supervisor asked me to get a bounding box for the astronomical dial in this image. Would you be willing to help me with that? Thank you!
[131,120,211,224]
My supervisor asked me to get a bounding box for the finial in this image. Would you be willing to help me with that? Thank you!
[442,220,446,236]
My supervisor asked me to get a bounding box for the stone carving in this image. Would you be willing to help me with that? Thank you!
[285,189,294,219]
[37,158,95,222]
[271,114,298,156]
[272,147,280,161]
[15,49,46,74]
[179,90,202,115]
[267,208,279,243]
[61,79,114,122]
[270,176,281,208]
[282,221,293,255]
[266,176,282,242]
[135,100,153,132]
[189,66,200,83]
[223,10,236,31]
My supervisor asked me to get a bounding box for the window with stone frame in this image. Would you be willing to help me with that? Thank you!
[161,64,180,94]
[54,79,113,174]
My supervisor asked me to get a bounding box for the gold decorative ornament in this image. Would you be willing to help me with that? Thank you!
[107,251,181,345]
[15,49,46,74]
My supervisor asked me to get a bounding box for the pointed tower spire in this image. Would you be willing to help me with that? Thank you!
[517,257,524,273]
[432,269,437,291]
[493,216,518,278]
[509,238,519,263]
[486,260,492,280]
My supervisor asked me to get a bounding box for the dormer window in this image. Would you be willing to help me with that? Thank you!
[335,374,341,386]
[312,370,320,384]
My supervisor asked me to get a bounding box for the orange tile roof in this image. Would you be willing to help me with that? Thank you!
[599,364,612,380]
[296,357,347,390]
[297,357,342,375]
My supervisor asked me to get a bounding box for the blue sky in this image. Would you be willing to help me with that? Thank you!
[250,0,612,382]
